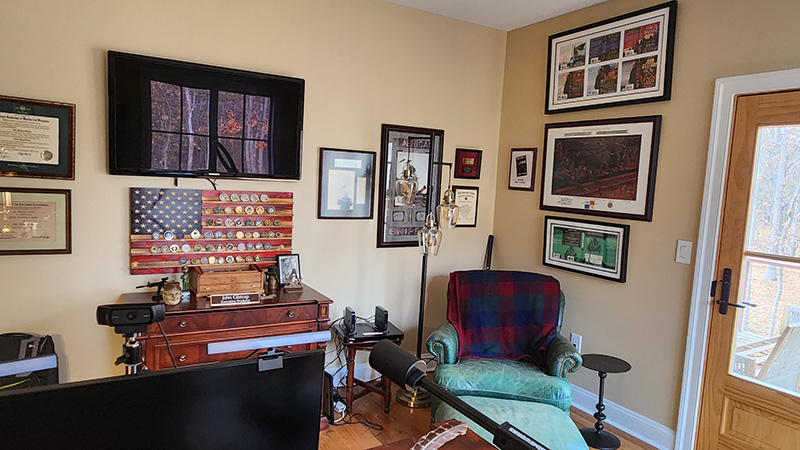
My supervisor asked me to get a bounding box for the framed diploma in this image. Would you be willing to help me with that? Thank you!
[0,187,72,255]
[453,185,479,227]
[0,95,76,180]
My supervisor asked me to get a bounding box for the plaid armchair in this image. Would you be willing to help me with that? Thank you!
[426,270,581,412]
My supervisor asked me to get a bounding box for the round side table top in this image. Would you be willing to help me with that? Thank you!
[581,354,631,374]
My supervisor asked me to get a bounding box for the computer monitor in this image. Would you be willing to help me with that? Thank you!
[0,350,324,449]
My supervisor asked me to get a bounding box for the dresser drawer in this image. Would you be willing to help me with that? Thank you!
[149,340,313,369]
[155,303,319,335]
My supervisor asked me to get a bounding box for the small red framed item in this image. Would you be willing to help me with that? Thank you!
[454,148,482,179]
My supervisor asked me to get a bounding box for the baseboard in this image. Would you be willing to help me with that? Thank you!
[571,383,675,450]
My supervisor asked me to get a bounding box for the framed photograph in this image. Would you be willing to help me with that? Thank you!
[545,1,677,114]
[541,115,661,221]
[276,253,301,286]
[508,148,537,191]
[317,148,376,219]
[454,148,482,179]
[0,95,76,179]
[0,187,71,255]
[543,216,629,283]
[453,186,478,227]
[377,124,443,248]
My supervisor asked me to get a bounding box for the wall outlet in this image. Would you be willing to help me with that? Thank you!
[570,332,583,354]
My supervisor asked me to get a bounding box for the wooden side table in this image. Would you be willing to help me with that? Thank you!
[579,353,631,450]
[331,321,404,414]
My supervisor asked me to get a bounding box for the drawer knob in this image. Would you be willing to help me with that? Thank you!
[179,320,188,328]
[178,354,187,362]
[287,311,295,318]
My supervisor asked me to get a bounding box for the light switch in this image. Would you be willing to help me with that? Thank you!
[676,240,693,264]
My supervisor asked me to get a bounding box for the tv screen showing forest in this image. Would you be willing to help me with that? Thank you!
[108,51,304,180]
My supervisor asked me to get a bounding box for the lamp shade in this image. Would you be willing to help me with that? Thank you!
[395,162,418,206]
[418,213,441,256]
[437,188,459,230]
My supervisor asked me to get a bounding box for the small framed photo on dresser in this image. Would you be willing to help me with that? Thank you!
[277,253,301,286]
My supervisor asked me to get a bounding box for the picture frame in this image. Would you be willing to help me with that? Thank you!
[453,185,478,227]
[276,253,301,286]
[377,124,443,248]
[454,148,482,179]
[0,187,72,255]
[317,148,376,219]
[541,115,661,221]
[0,95,76,180]
[508,148,537,191]
[545,1,677,114]
[543,216,629,283]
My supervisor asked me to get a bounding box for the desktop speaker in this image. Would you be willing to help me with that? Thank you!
[343,307,356,335]
[374,306,388,332]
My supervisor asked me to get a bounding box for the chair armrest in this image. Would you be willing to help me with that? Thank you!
[426,323,460,365]
[546,334,582,378]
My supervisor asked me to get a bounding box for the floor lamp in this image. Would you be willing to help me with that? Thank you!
[396,162,459,408]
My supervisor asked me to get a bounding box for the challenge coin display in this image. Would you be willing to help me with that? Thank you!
[129,188,293,274]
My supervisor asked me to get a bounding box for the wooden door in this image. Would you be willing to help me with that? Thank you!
[698,90,800,448]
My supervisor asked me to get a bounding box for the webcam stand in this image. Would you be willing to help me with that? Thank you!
[115,332,145,376]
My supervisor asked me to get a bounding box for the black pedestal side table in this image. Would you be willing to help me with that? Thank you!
[579,354,631,450]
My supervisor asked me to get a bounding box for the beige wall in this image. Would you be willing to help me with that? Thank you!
[495,0,800,429]
[0,0,506,382]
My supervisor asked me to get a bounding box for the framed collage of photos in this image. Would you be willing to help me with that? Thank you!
[317,148,375,219]
[543,216,629,283]
[541,115,661,221]
[545,1,677,114]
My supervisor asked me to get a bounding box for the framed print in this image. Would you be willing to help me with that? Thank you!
[543,216,629,283]
[0,95,76,179]
[508,148,537,191]
[541,115,661,221]
[545,1,677,114]
[0,187,71,255]
[276,253,301,286]
[317,148,375,219]
[454,148,482,179]
[377,124,443,248]
[453,185,478,227]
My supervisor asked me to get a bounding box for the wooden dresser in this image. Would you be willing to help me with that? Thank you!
[123,284,332,370]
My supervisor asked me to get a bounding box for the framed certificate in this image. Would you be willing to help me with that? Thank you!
[453,185,479,227]
[0,95,76,180]
[0,187,72,255]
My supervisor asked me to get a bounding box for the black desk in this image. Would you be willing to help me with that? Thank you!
[331,321,404,413]
[579,354,631,450]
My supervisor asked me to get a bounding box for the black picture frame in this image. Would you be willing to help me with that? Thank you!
[453,186,479,227]
[540,115,661,221]
[543,216,629,283]
[454,148,482,179]
[508,148,537,191]
[377,124,443,248]
[0,95,75,180]
[0,187,72,255]
[276,253,301,286]
[317,148,375,219]
[545,1,677,114]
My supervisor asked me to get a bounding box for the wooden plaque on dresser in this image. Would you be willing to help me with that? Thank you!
[123,284,332,371]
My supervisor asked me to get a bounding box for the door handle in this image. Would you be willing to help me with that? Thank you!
[715,268,757,314]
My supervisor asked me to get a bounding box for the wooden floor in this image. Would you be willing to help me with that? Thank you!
[319,391,657,450]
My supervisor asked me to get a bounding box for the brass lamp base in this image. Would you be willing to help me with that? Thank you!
[396,387,431,408]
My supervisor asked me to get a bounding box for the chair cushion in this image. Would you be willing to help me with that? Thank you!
[433,395,589,450]
[434,358,573,411]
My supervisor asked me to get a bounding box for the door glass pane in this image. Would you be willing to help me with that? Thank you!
[732,125,800,396]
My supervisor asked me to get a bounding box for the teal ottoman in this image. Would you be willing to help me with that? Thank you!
[432,396,588,450]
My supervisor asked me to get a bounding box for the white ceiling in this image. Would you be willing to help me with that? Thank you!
[383,0,608,31]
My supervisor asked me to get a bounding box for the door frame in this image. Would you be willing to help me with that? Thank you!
[675,67,800,450]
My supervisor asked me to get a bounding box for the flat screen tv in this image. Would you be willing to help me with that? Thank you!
[0,350,324,449]
[108,51,304,180]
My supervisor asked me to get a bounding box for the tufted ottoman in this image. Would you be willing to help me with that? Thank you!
[432,395,589,450]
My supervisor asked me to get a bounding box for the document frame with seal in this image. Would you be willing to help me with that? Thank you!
[0,95,76,180]
[0,187,72,255]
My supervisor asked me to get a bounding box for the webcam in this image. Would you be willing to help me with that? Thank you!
[96,303,166,336]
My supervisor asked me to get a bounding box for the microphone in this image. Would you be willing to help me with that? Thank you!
[368,340,550,450]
